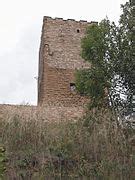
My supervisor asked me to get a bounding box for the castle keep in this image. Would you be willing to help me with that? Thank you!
[38,17,95,106]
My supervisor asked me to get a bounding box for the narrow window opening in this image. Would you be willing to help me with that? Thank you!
[77,29,80,33]
[70,83,76,92]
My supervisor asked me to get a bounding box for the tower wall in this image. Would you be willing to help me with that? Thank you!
[38,17,96,106]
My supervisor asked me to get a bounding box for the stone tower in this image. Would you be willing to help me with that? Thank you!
[38,16,95,106]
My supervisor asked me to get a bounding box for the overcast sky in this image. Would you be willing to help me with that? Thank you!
[0,0,127,105]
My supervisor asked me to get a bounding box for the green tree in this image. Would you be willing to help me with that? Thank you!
[118,0,135,117]
[76,0,134,118]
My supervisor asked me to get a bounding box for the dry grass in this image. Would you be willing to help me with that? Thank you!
[0,105,135,179]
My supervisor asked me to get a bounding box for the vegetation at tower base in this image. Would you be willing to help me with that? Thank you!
[76,0,135,119]
[0,146,6,179]
[0,106,135,179]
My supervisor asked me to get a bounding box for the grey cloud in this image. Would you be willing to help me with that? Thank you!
[0,22,41,105]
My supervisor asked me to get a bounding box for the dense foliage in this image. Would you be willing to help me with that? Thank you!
[76,0,135,118]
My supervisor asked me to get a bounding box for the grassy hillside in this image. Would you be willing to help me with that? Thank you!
[0,106,135,179]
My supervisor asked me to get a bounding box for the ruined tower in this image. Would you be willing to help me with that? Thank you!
[38,16,95,106]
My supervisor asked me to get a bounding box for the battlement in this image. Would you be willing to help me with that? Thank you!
[43,16,98,25]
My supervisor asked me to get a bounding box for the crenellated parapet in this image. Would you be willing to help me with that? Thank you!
[43,16,98,25]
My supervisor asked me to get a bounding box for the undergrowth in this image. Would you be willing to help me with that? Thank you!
[0,106,135,179]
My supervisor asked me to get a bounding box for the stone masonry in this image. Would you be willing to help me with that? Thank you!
[38,16,97,106]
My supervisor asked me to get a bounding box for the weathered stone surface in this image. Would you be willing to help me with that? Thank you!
[38,17,96,106]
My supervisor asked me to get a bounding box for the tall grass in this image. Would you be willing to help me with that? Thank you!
[0,105,135,179]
